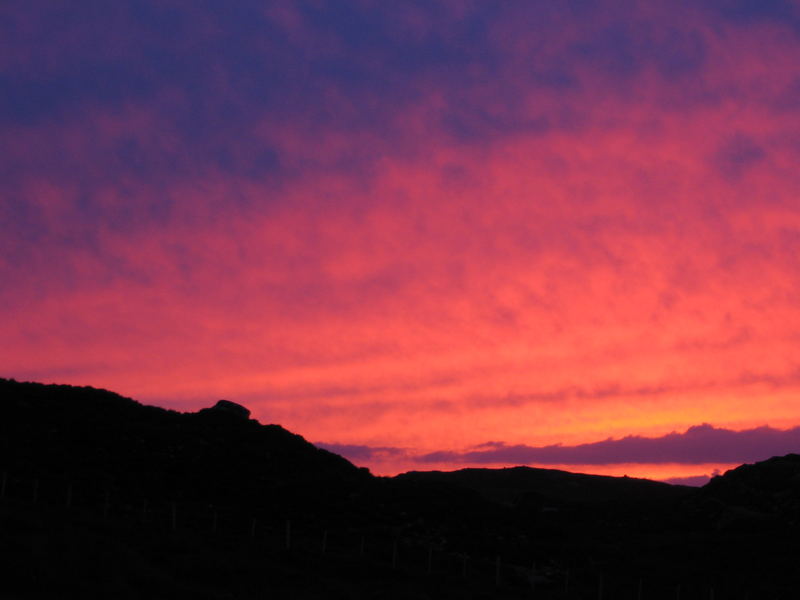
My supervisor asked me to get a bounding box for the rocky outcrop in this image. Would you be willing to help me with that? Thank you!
[198,399,251,420]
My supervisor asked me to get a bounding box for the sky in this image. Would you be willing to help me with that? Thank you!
[3,0,800,483]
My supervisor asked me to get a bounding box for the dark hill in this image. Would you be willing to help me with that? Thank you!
[2,377,800,599]
[396,465,690,508]
[682,453,800,531]
[703,453,800,509]
[0,378,518,599]
[0,378,368,514]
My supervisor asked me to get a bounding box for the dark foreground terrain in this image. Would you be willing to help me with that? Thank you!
[1,378,799,599]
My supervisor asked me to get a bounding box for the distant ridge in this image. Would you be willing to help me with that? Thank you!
[396,465,691,507]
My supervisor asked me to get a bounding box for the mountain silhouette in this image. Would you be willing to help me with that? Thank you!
[2,377,799,599]
[0,378,368,512]
[397,465,690,507]
[680,453,800,532]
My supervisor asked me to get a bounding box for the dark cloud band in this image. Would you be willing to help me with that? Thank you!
[417,424,800,465]
[321,424,800,467]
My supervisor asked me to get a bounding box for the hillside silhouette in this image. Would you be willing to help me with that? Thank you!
[1,378,799,599]
[397,465,689,507]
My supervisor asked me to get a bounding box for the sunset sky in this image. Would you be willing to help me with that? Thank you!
[3,1,800,483]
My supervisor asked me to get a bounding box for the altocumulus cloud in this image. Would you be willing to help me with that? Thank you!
[4,0,800,457]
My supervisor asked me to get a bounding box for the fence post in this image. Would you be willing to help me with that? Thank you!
[359,535,365,556]
[285,520,291,550]
[462,554,468,578]
[65,483,72,508]
[637,577,643,600]
[495,555,501,587]
[141,499,148,523]
[322,530,328,555]
[171,502,177,531]
[392,540,398,569]
[427,546,433,574]
[597,572,603,600]
[250,517,257,538]
[565,568,570,596]
[211,508,218,533]
[32,479,38,503]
